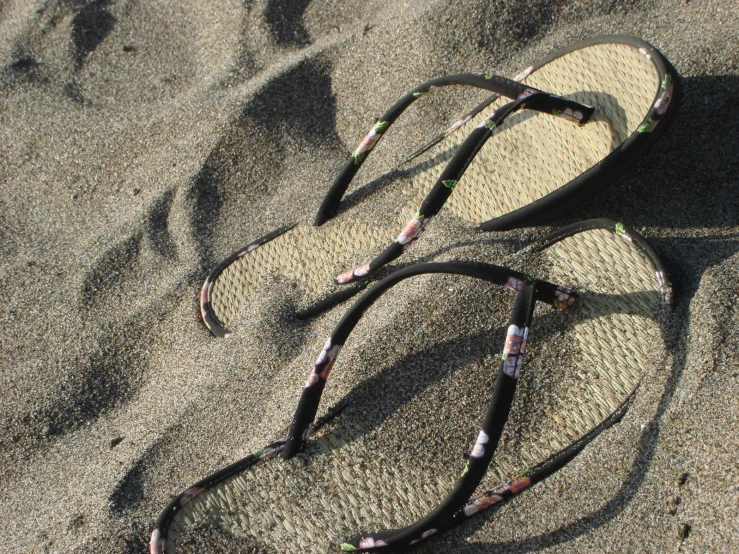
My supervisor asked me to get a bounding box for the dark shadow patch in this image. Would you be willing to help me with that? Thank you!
[10,56,41,71]
[41,276,197,443]
[64,79,85,104]
[569,75,739,230]
[244,57,339,146]
[649,236,739,305]
[71,0,116,69]
[109,458,146,516]
[188,59,343,271]
[3,0,118,89]
[186,164,223,273]
[3,49,49,86]
[79,189,182,315]
[263,0,312,47]
[86,519,150,554]
[510,0,558,45]
[147,188,178,261]
[80,232,142,312]
[40,323,144,438]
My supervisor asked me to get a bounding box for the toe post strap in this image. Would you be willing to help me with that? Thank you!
[315,72,593,226]
[330,83,593,286]
[285,262,573,459]
[281,262,578,552]
[339,280,539,552]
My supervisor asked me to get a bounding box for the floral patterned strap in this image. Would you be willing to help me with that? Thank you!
[285,262,574,457]
[335,91,594,285]
[315,72,593,226]
[283,260,574,459]
[149,438,287,554]
[341,280,539,552]
[282,262,576,458]
[347,386,639,553]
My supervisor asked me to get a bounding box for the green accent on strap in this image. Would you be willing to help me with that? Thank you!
[661,73,671,90]
[412,91,426,98]
[552,108,562,116]
[374,121,390,132]
[614,222,626,236]
[413,209,424,220]
[523,274,534,282]
[352,152,367,165]
[637,118,656,133]
[461,460,470,477]
[484,73,494,79]
[442,179,458,190]
[340,544,356,552]
[484,120,497,131]
[253,449,262,456]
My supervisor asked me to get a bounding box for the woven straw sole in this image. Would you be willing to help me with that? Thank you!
[208,222,395,328]
[163,221,668,553]
[432,42,659,224]
[202,37,668,336]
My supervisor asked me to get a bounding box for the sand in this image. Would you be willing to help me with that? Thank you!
[1,0,738,552]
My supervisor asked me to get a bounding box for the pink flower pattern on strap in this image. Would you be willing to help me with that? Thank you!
[655,271,666,293]
[150,530,164,554]
[654,83,674,115]
[359,537,389,548]
[502,325,528,379]
[513,65,534,82]
[397,213,434,252]
[355,129,381,155]
[553,287,576,311]
[463,492,504,516]
[470,430,489,458]
[179,486,205,506]
[409,529,438,546]
[447,114,472,133]
[463,474,532,516]
[505,276,525,292]
[397,217,423,245]
[305,338,342,387]
[517,87,538,101]
[336,262,371,285]
[559,107,584,123]
[352,121,389,164]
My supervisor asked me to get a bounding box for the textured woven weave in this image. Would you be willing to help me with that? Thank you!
[169,423,456,552]
[425,43,659,224]
[170,226,666,553]
[209,42,659,329]
[210,223,398,325]
[492,228,664,479]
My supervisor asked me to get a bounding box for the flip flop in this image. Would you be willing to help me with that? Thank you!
[200,35,681,337]
[152,219,671,553]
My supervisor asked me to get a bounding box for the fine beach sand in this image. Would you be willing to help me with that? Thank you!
[1,1,738,553]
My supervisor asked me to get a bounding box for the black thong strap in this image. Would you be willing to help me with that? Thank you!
[315,72,594,226]
[283,261,577,551]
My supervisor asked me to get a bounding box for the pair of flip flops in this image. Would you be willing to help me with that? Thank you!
[153,35,680,553]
